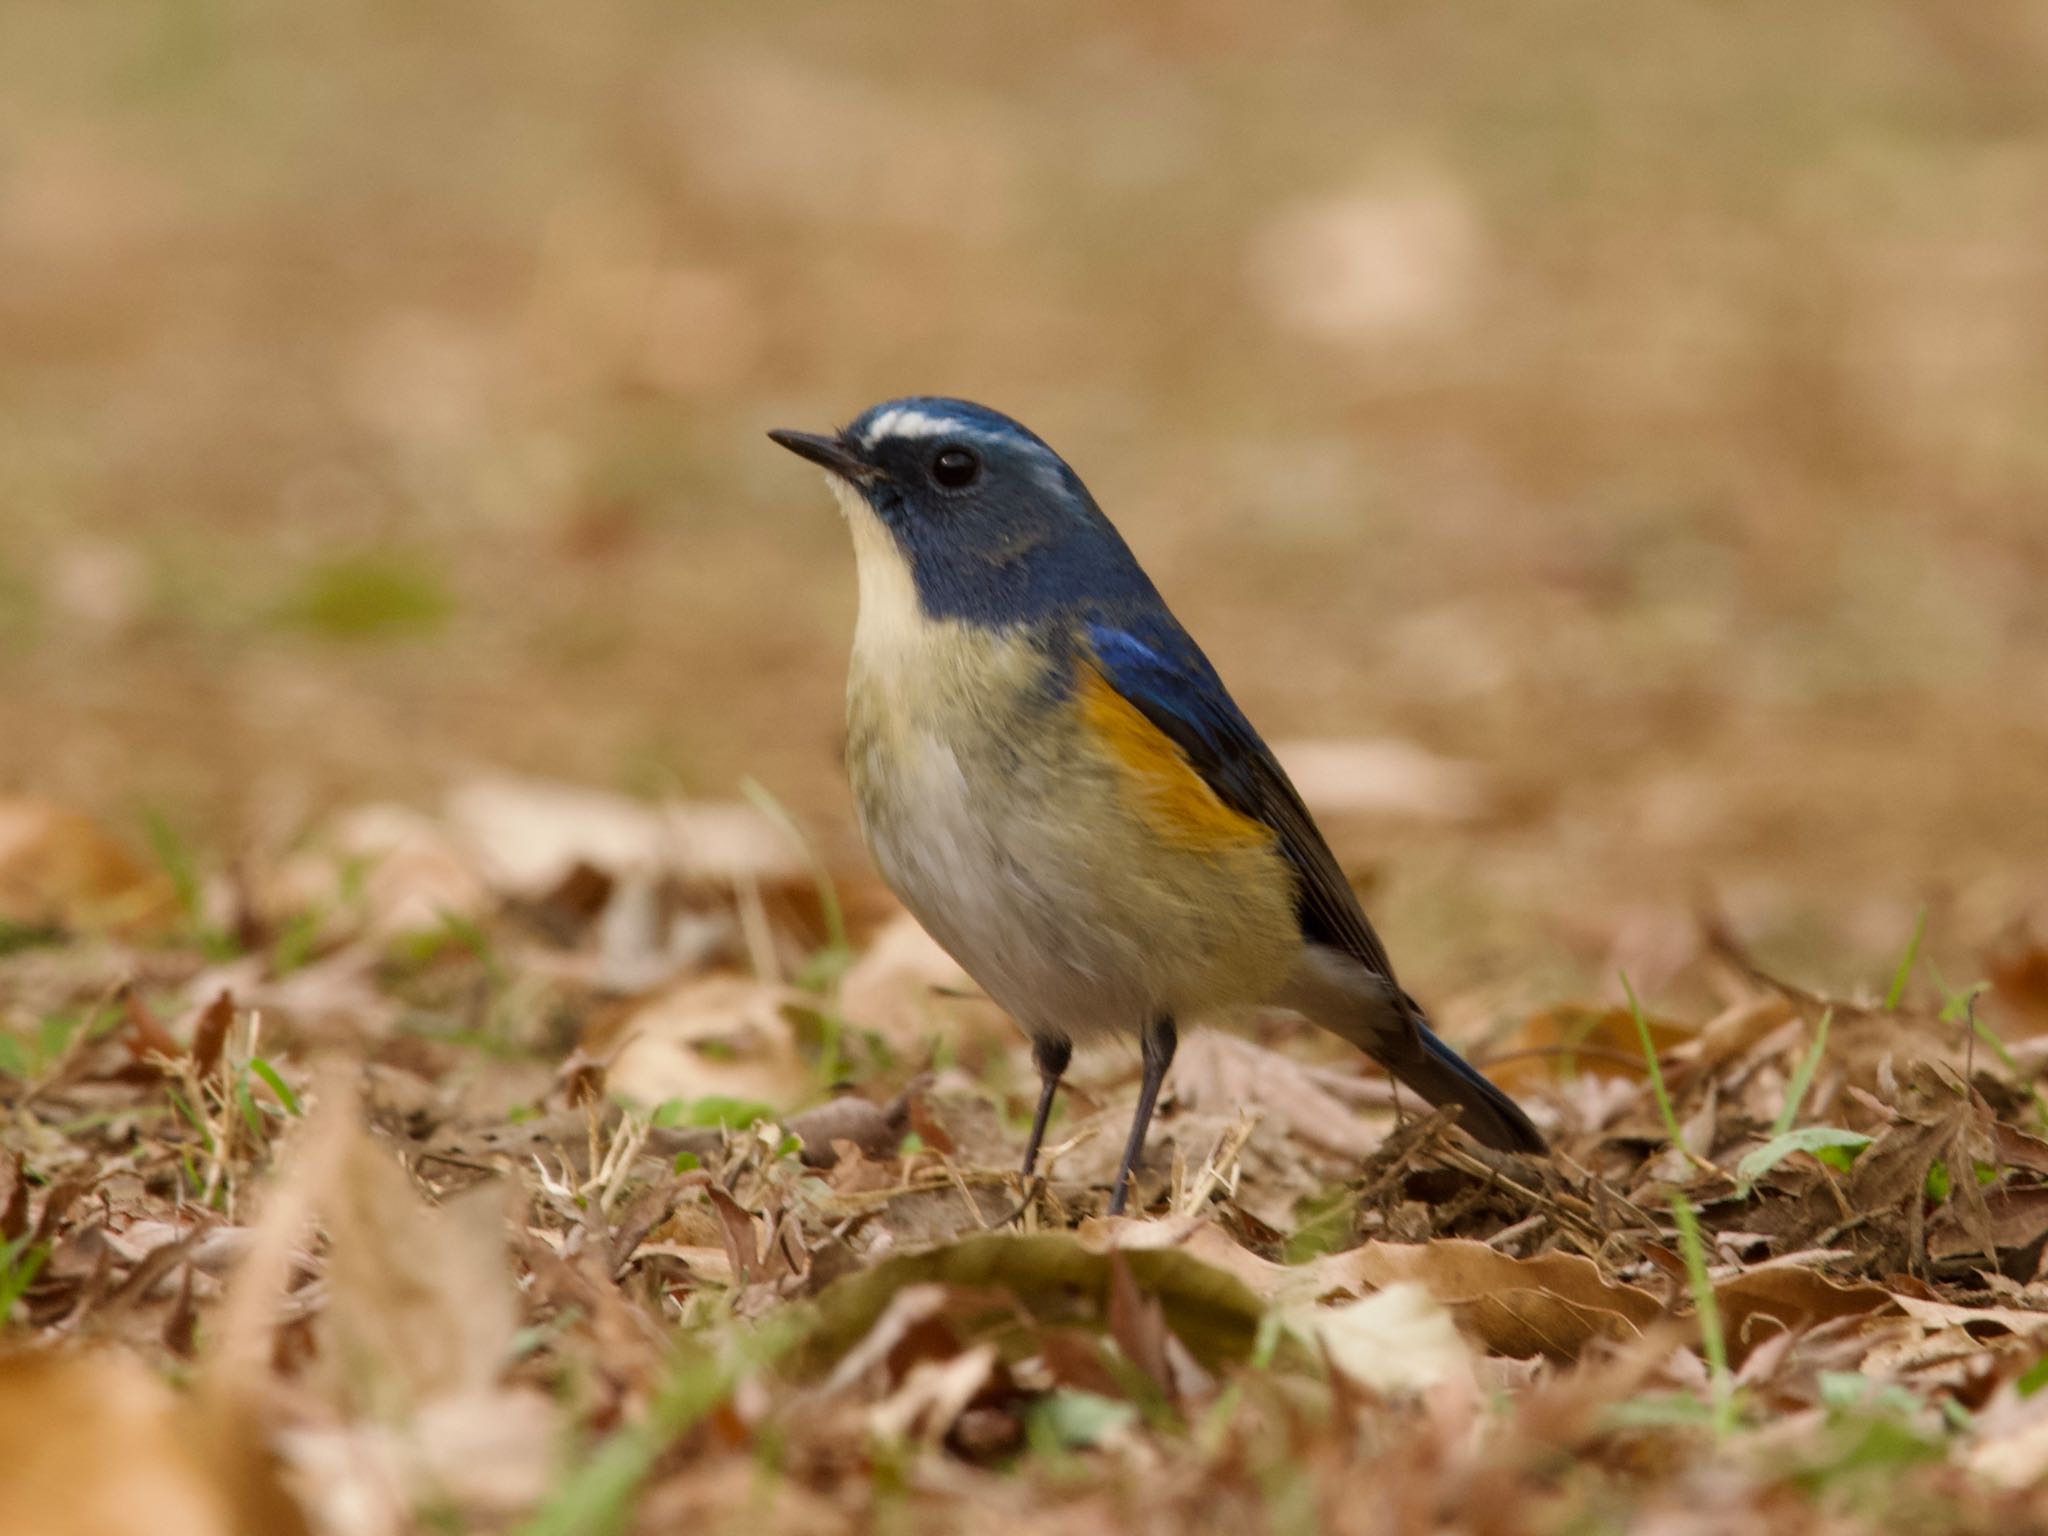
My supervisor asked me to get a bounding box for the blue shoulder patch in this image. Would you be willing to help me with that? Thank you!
[1083,616,1400,980]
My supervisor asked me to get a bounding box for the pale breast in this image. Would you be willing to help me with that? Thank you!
[845,616,1302,1043]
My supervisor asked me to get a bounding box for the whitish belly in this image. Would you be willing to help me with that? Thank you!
[849,711,1298,1044]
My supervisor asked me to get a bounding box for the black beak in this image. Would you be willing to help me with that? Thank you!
[767,428,877,483]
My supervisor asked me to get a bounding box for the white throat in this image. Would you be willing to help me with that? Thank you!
[830,475,927,665]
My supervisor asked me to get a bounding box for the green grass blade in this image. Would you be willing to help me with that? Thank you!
[1623,973,1686,1151]
[233,1075,266,1140]
[1885,908,1927,1010]
[1931,976,2048,1133]
[519,1321,797,1536]
[1771,1006,1832,1140]
[164,1085,215,1153]
[518,1345,735,1536]
[248,1058,302,1116]
[1669,1195,1735,1437]
[0,1237,50,1324]
[1735,1126,1872,1197]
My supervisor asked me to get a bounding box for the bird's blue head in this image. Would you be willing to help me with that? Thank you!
[769,396,1156,631]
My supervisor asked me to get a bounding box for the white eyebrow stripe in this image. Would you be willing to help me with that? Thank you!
[861,408,967,445]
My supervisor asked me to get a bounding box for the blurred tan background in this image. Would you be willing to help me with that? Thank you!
[5,0,2046,1000]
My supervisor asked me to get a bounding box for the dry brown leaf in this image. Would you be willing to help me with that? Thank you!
[1107,1249,1173,1398]
[188,990,236,1083]
[273,804,491,939]
[120,986,182,1063]
[868,1343,1000,1444]
[1486,1004,1688,1093]
[0,1350,304,1536]
[1930,1186,2048,1262]
[1104,1218,1328,1305]
[705,1185,764,1285]
[1990,942,2048,1035]
[604,975,812,1111]
[1989,1122,2048,1178]
[1967,1373,2048,1487]
[905,1081,957,1156]
[2,1154,27,1241]
[1287,1282,1478,1396]
[1857,1321,2018,1385]
[1709,1266,1898,1365]
[317,1129,521,1419]
[447,775,677,894]
[824,1142,904,1195]
[192,950,399,1043]
[1889,1294,2048,1339]
[204,1071,358,1396]
[634,1243,735,1285]
[1671,995,1800,1079]
[446,774,803,896]
[280,1386,559,1526]
[785,1092,907,1168]
[834,912,1010,1050]
[1327,1239,1666,1360]
[1171,1032,1385,1159]
[631,1458,851,1536]
[0,798,175,934]
[1269,737,1494,822]
[589,868,702,993]
[225,1095,560,1533]
[819,1283,958,1398]
[1117,1223,1661,1362]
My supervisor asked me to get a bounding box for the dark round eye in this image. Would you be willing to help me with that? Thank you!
[930,446,981,489]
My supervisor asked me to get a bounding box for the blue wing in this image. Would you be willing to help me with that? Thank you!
[1086,617,1548,1156]
[1084,619,1400,984]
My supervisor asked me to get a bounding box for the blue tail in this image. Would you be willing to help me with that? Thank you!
[1391,1027,1547,1155]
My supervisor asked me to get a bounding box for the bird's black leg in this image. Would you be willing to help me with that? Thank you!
[1020,1035,1071,1178]
[1108,1016,1177,1216]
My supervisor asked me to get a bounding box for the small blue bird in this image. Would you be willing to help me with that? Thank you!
[771,398,1545,1213]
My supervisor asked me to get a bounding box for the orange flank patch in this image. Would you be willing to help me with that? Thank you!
[1075,663,1275,852]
